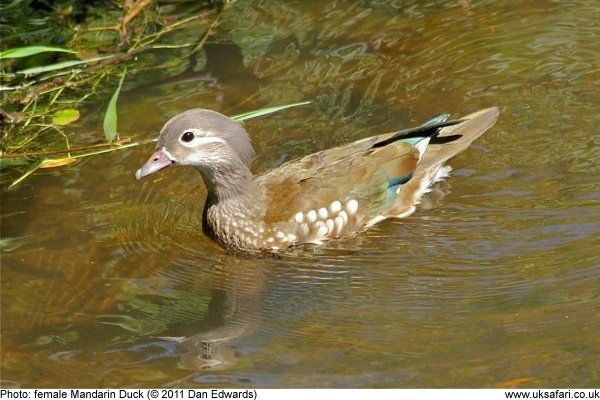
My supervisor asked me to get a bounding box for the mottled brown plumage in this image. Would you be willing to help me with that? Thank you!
[136,107,499,253]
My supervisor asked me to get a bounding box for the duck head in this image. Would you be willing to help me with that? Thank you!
[135,109,256,182]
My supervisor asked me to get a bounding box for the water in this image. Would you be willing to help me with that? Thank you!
[1,0,599,388]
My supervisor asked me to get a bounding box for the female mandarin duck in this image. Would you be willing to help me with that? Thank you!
[136,107,499,253]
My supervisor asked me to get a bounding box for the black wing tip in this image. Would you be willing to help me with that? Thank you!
[430,134,463,144]
[371,117,466,149]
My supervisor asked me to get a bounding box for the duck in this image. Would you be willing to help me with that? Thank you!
[136,107,499,253]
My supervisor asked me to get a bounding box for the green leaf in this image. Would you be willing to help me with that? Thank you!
[16,55,113,75]
[103,69,127,143]
[0,157,33,168]
[52,109,80,125]
[0,46,76,60]
[232,101,311,121]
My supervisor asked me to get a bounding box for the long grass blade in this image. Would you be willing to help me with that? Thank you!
[16,55,113,75]
[0,46,76,59]
[232,101,311,121]
[69,141,142,159]
[7,160,44,190]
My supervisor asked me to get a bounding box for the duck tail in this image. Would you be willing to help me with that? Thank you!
[389,107,499,217]
[419,107,499,170]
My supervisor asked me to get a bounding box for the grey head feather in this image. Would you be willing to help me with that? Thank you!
[159,109,256,167]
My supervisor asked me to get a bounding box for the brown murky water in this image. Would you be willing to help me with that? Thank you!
[2,0,599,388]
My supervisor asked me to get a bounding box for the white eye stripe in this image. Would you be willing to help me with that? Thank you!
[196,136,226,145]
[178,132,226,147]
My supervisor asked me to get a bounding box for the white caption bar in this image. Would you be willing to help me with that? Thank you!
[0,389,599,400]
[0,390,255,400]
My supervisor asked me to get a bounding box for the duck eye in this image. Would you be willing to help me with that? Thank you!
[181,131,194,142]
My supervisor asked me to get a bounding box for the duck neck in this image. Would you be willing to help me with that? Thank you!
[198,160,259,208]
[199,161,267,248]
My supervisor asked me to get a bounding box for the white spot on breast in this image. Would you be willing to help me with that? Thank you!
[287,234,297,242]
[330,200,342,213]
[339,210,348,225]
[309,221,325,238]
[300,222,309,237]
[266,237,274,243]
[346,199,358,215]
[307,210,317,223]
[294,212,304,224]
[318,207,328,219]
[325,219,334,234]
[276,231,285,239]
[316,224,328,237]
[334,216,344,236]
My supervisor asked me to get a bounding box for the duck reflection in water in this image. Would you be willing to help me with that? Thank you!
[158,258,264,372]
